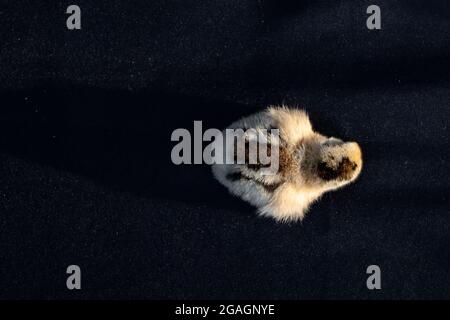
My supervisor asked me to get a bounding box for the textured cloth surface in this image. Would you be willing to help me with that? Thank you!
[0,0,449,298]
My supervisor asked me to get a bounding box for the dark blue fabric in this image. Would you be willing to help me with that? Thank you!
[0,0,449,298]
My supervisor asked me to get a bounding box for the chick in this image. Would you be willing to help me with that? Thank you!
[212,106,362,222]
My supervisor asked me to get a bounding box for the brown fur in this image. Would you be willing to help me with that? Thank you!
[317,157,358,181]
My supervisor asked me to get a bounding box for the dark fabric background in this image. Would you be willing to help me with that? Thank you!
[0,0,449,299]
